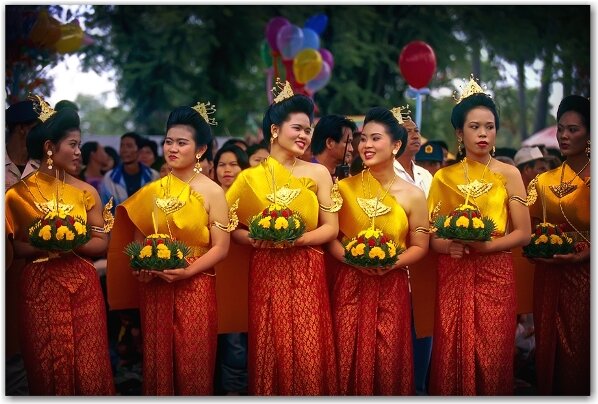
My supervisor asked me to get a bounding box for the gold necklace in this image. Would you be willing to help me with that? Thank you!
[549,159,590,199]
[264,157,300,206]
[155,171,197,215]
[357,169,397,219]
[458,156,493,198]
[24,170,73,215]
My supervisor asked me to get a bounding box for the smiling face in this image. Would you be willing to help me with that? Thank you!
[457,106,496,159]
[47,130,82,174]
[359,122,401,168]
[557,110,589,159]
[271,112,312,156]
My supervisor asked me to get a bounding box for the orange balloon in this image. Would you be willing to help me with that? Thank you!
[53,23,84,54]
[293,49,323,85]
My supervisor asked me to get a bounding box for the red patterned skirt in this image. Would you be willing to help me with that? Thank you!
[533,261,590,395]
[249,246,337,395]
[18,254,114,395]
[332,263,414,395]
[429,252,516,395]
[139,268,217,395]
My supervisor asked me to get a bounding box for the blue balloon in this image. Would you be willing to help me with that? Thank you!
[301,28,320,50]
[304,13,328,35]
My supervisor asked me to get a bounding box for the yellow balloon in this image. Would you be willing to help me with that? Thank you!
[293,49,323,85]
[53,23,84,54]
[29,11,62,49]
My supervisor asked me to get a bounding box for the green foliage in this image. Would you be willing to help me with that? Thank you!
[124,236,191,271]
[523,223,575,258]
[75,94,134,135]
[434,207,495,242]
[29,214,90,252]
[247,204,306,245]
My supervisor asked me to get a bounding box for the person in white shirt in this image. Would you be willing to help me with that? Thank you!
[393,118,433,198]
[5,99,40,191]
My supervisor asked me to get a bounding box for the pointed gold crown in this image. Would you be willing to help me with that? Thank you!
[192,101,218,126]
[272,77,294,104]
[27,94,56,123]
[390,105,412,125]
[453,74,489,104]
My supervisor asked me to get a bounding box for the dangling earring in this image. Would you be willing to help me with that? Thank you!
[46,150,53,170]
[586,139,591,158]
[392,149,398,157]
[193,153,202,173]
[457,138,463,154]
[270,132,278,145]
[492,146,496,156]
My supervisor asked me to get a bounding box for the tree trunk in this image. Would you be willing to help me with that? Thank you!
[471,40,481,79]
[562,58,573,97]
[517,59,527,142]
[532,49,553,135]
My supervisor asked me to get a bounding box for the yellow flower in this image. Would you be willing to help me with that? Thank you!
[56,226,69,240]
[157,248,171,259]
[456,216,470,228]
[369,246,386,260]
[386,241,397,257]
[65,230,75,241]
[57,209,67,219]
[351,243,365,257]
[549,234,563,245]
[364,228,381,239]
[443,217,451,228]
[457,204,475,211]
[472,217,485,229]
[535,234,549,245]
[39,225,52,241]
[270,203,283,211]
[345,239,357,251]
[293,218,300,228]
[74,221,87,235]
[274,217,289,230]
[176,249,183,259]
[258,217,272,228]
[139,245,153,258]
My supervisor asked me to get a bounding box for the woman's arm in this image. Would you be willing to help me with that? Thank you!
[75,188,109,257]
[393,188,429,268]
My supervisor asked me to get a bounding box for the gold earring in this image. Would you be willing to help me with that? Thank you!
[586,139,591,158]
[270,132,278,145]
[392,149,398,156]
[194,153,202,173]
[46,150,53,170]
[457,138,463,154]
[492,145,496,156]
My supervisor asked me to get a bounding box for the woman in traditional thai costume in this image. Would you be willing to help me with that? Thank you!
[226,80,339,395]
[327,107,430,395]
[106,102,233,395]
[427,77,531,395]
[5,96,115,395]
[527,95,590,395]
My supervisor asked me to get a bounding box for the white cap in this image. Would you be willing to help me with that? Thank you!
[514,146,544,166]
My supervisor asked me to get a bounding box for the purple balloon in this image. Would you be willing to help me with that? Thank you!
[319,48,334,70]
[301,27,320,50]
[305,61,331,93]
[265,16,290,51]
[276,24,304,60]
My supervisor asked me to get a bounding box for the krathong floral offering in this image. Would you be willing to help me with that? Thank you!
[248,203,306,247]
[343,227,402,269]
[434,203,495,241]
[124,233,191,271]
[28,207,90,251]
[523,222,575,258]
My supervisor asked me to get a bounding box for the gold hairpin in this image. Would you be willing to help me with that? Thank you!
[453,74,489,104]
[272,77,294,104]
[27,94,56,123]
[192,101,218,126]
[390,105,412,125]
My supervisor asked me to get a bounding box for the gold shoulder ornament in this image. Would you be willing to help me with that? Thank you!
[212,198,239,232]
[91,197,114,233]
[319,180,343,213]
[525,176,539,206]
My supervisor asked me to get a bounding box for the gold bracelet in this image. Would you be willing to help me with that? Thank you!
[211,199,239,232]
[90,225,106,233]
[414,226,430,234]
[509,195,528,206]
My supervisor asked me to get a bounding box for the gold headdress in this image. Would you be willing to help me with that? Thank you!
[192,101,218,126]
[390,105,412,125]
[272,77,294,104]
[27,94,56,123]
[453,74,489,104]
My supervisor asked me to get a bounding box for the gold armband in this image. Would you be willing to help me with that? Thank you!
[414,226,430,234]
[319,181,343,213]
[525,176,538,206]
[90,225,106,233]
[509,195,528,206]
[212,199,239,232]
[101,197,114,233]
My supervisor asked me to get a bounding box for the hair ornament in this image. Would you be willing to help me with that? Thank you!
[192,101,218,126]
[453,74,490,104]
[272,77,294,104]
[27,94,56,123]
[390,105,412,125]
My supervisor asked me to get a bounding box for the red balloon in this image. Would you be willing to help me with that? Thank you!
[398,40,436,89]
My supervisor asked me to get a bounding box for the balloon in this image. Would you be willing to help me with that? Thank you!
[53,22,84,54]
[82,34,95,47]
[293,48,323,84]
[319,48,334,70]
[398,40,436,89]
[265,16,290,51]
[276,24,304,60]
[304,13,328,35]
[301,27,320,50]
[28,10,61,49]
[305,60,331,93]
[260,40,272,67]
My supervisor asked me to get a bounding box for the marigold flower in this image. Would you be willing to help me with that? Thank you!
[274,217,289,230]
[472,217,485,229]
[345,239,357,251]
[549,234,563,245]
[74,221,87,235]
[157,248,171,259]
[139,245,153,258]
[56,226,69,240]
[369,246,386,260]
[258,217,272,228]
[351,243,365,257]
[534,234,549,245]
[456,216,470,228]
[39,225,52,241]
